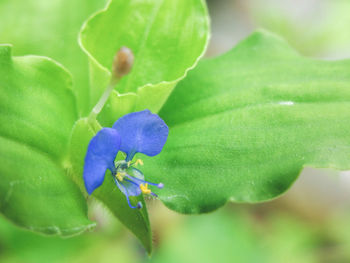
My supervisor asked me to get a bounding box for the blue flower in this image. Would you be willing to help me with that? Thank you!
[83,110,168,209]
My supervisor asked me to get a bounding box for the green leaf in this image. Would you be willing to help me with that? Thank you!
[67,118,152,253]
[0,45,94,236]
[0,0,107,115]
[142,30,350,213]
[79,0,210,126]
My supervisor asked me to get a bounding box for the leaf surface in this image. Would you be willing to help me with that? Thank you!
[0,45,93,235]
[142,30,350,213]
[79,0,210,126]
[0,0,107,115]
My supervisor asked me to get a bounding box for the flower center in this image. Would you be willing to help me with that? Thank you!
[114,159,163,195]
[112,158,164,209]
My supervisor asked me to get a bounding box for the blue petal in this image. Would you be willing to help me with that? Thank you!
[116,178,142,197]
[112,109,169,160]
[83,128,121,194]
[114,179,142,209]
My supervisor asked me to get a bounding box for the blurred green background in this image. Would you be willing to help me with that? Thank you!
[1,0,350,262]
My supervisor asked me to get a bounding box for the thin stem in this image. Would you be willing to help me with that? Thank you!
[87,46,134,124]
[88,77,119,123]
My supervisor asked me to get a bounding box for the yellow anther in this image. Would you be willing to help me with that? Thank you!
[116,172,125,182]
[135,159,144,166]
[140,183,151,195]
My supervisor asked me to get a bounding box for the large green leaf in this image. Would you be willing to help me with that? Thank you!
[142,30,350,213]
[0,0,107,116]
[79,0,210,126]
[67,118,152,253]
[0,45,93,235]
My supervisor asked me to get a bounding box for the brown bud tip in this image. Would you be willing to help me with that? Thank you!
[112,46,134,78]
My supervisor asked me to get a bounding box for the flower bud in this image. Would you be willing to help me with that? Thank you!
[112,46,134,78]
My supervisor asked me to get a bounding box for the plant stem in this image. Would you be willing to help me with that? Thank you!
[88,77,119,123]
[87,46,134,124]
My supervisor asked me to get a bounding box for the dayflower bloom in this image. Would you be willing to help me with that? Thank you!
[83,110,168,209]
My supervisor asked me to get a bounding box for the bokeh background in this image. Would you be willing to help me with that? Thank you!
[1,0,350,262]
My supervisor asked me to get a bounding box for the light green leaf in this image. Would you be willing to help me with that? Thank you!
[142,30,350,213]
[67,118,152,253]
[79,0,210,126]
[0,0,107,115]
[0,45,94,236]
